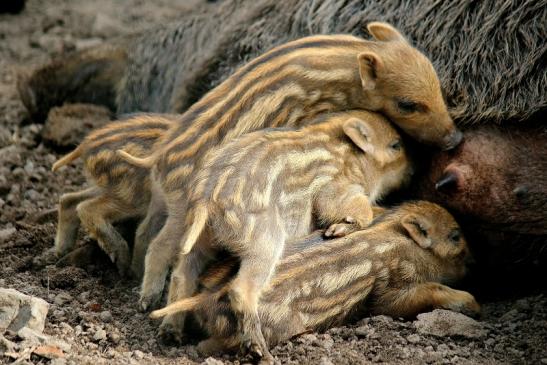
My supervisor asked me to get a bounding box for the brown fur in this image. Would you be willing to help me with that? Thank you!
[133,22,456,320]
[151,201,479,355]
[154,110,412,360]
[21,0,545,126]
[53,114,176,276]
[17,44,128,123]
[414,125,547,289]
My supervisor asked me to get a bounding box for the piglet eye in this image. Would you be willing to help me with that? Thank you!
[449,229,461,243]
[389,140,402,151]
[397,99,419,113]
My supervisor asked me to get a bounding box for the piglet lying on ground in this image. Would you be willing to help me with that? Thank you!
[151,201,479,356]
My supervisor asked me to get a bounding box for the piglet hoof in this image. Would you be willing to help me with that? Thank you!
[443,290,481,319]
[158,322,184,346]
[138,293,161,312]
[240,337,272,364]
[324,223,356,238]
[258,353,275,365]
[107,248,131,277]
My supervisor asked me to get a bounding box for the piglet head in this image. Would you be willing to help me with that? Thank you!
[358,22,463,150]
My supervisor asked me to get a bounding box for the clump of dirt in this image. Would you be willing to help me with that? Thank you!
[0,1,546,364]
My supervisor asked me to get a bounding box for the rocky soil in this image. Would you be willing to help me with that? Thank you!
[0,1,546,364]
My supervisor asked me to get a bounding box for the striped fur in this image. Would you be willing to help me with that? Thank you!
[152,201,479,354]
[137,24,458,325]
[53,114,177,276]
[156,110,412,359]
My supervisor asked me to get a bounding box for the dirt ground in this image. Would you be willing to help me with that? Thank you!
[0,1,546,364]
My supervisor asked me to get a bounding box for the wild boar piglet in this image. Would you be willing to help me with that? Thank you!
[152,201,479,355]
[52,114,176,276]
[123,22,460,322]
[158,110,412,361]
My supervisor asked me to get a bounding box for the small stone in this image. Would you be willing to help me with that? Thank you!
[202,357,223,365]
[298,333,317,344]
[407,334,421,343]
[0,288,49,333]
[109,332,121,344]
[133,350,144,359]
[354,325,369,337]
[99,310,113,323]
[52,309,66,319]
[74,325,83,336]
[24,161,34,174]
[0,227,16,243]
[540,358,547,365]
[54,292,73,306]
[59,322,73,334]
[414,310,487,339]
[316,334,334,350]
[93,329,107,342]
[77,291,90,303]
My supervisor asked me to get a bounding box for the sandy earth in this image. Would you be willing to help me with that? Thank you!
[0,1,546,364]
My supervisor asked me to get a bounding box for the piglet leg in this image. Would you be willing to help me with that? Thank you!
[375,282,481,318]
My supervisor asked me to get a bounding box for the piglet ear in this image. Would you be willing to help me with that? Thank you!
[357,52,383,91]
[343,117,374,155]
[367,22,407,42]
[401,214,433,249]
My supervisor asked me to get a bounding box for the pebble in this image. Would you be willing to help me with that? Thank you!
[109,332,121,344]
[354,325,369,337]
[93,329,107,342]
[54,292,73,306]
[74,325,83,336]
[99,310,113,323]
[77,291,90,303]
[407,334,421,344]
[415,310,487,339]
[0,227,16,243]
[133,350,144,359]
[24,161,34,174]
[316,334,334,350]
